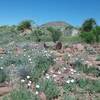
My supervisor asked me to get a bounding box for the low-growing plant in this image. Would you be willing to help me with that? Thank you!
[38,79,60,100]
[74,60,100,77]
[3,88,39,100]
[63,83,77,92]
[0,67,7,83]
[96,55,100,61]
[80,32,96,43]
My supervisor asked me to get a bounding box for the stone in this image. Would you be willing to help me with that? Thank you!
[0,48,5,54]
[39,92,46,100]
[56,42,62,50]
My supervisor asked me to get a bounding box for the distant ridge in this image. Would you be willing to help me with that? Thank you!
[40,21,72,28]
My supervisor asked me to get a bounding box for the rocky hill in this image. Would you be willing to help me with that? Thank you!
[40,21,79,36]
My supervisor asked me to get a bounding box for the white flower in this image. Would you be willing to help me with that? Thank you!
[53,74,57,78]
[71,72,74,75]
[29,81,32,84]
[28,55,30,58]
[58,71,61,74]
[21,79,25,83]
[50,70,53,73]
[36,85,40,88]
[24,54,26,56]
[68,54,71,57]
[27,83,31,86]
[73,70,76,73]
[0,67,3,70]
[66,80,70,84]
[77,73,80,76]
[70,68,74,72]
[30,61,32,64]
[70,79,75,83]
[63,67,66,70]
[46,75,50,79]
[29,58,32,61]
[1,57,3,59]
[35,91,39,95]
[27,76,30,79]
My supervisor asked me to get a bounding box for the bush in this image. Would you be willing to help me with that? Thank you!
[80,32,96,43]
[47,27,62,42]
[17,20,32,32]
[0,67,7,83]
[38,79,60,100]
[3,88,39,100]
[31,50,54,82]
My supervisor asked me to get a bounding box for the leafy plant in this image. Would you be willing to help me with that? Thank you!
[47,27,62,42]
[38,79,60,100]
[0,67,7,83]
[3,88,39,100]
[80,32,96,43]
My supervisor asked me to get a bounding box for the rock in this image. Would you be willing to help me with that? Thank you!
[0,86,12,96]
[56,42,62,50]
[39,92,46,100]
[0,48,5,54]
[73,43,84,51]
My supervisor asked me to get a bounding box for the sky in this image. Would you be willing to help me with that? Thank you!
[0,0,100,26]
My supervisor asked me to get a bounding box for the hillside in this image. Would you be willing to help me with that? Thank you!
[40,21,79,36]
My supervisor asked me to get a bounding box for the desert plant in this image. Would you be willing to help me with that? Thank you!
[38,79,60,100]
[31,51,54,82]
[3,88,39,100]
[17,20,33,32]
[80,31,96,43]
[0,67,7,83]
[47,27,62,42]
[81,18,96,32]
[93,26,100,42]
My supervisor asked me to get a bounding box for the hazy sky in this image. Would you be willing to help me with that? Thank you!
[0,0,100,26]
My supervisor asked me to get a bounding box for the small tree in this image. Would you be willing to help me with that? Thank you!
[47,27,62,42]
[93,26,100,42]
[34,27,44,42]
[80,32,96,43]
[17,20,33,32]
[81,18,96,32]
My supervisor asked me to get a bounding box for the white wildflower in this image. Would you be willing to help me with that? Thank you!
[29,81,32,84]
[21,79,25,83]
[70,79,75,83]
[0,67,3,70]
[27,76,30,79]
[1,57,3,59]
[27,83,31,86]
[58,71,61,74]
[36,85,40,88]
[71,72,74,75]
[28,55,30,58]
[66,80,70,84]
[53,74,57,78]
[35,91,39,95]
[29,58,32,61]
[46,75,50,79]
[70,68,74,72]
[63,67,66,70]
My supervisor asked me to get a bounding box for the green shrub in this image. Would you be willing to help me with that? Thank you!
[38,79,60,100]
[63,83,76,92]
[80,32,96,43]
[3,88,39,100]
[96,55,100,61]
[47,27,62,42]
[31,52,54,82]
[0,67,7,83]
[75,60,100,77]
[17,20,32,31]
